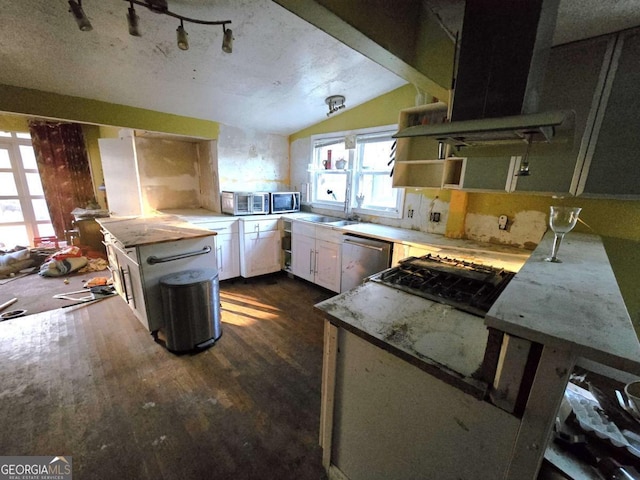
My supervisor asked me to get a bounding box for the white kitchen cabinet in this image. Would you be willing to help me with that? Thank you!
[239,218,281,278]
[114,244,148,326]
[98,136,144,216]
[198,220,240,281]
[102,226,217,332]
[291,221,342,293]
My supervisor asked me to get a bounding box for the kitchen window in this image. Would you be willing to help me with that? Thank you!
[310,125,403,218]
[0,131,54,248]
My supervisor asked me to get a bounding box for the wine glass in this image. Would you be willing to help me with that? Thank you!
[545,206,582,263]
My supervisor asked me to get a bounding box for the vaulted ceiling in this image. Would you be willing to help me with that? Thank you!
[1,0,639,136]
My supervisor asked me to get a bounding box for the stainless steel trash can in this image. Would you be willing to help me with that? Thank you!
[159,268,222,353]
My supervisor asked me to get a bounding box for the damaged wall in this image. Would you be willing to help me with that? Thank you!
[134,137,201,212]
[217,124,289,192]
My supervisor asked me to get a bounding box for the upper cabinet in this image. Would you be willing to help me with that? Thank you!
[392,102,466,189]
[394,29,640,199]
[575,29,640,198]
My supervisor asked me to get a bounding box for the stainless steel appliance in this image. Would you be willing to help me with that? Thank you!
[341,235,392,293]
[221,191,270,216]
[369,254,515,317]
[270,191,300,214]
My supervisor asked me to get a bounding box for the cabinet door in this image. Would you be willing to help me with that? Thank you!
[243,230,281,277]
[292,233,315,282]
[215,233,240,281]
[579,30,640,197]
[315,239,341,293]
[515,35,614,194]
[116,249,148,329]
[98,137,143,216]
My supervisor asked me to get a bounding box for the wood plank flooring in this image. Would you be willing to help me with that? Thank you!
[0,273,333,479]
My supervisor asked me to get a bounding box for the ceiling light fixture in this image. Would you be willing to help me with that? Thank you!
[69,0,232,53]
[68,0,93,32]
[326,95,346,117]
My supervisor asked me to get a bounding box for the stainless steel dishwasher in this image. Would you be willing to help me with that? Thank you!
[341,234,392,293]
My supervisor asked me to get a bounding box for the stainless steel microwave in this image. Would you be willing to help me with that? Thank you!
[221,191,270,215]
[270,192,300,214]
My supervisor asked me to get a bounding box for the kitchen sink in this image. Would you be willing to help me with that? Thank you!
[301,215,359,226]
[303,215,343,223]
[327,220,359,226]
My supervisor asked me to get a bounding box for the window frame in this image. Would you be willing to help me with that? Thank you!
[309,124,404,219]
[0,131,54,247]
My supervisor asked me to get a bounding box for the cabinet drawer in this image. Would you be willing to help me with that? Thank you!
[292,220,316,238]
[242,218,279,233]
[315,225,343,243]
[198,220,238,234]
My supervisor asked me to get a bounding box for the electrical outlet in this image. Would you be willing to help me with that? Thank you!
[430,212,441,223]
[407,208,414,218]
[498,215,509,230]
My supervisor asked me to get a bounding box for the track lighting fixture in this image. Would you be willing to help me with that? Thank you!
[68,0,93,32]
[176,19,189,51]
[325,95,346,117]
[222,24,233,54]
[70,1,232,53]
[126,1,141,37]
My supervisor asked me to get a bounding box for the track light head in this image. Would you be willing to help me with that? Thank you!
[222,25,233,53]
[127,3,141,36]
[176,21,189,51]
[68,0,93,32]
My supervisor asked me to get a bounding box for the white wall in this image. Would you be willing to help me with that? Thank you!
[218,124,289,192]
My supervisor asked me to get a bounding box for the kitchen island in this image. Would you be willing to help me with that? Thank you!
[98,215,217,332]
[315,232,640,480]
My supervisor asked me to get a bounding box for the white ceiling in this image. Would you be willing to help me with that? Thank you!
[1,0,640,136]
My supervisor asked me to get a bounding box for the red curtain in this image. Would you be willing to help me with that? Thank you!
[28,121,96,240]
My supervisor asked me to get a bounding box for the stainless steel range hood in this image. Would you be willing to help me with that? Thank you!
[395,0,568,152]
[393,110,567,148]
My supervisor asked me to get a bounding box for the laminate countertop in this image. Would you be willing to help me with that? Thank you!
[97,215,215,248]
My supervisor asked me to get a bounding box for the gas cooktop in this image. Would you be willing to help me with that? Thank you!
[368,254,516,317]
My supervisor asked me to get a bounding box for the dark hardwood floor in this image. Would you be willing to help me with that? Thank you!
[0,272,333,479]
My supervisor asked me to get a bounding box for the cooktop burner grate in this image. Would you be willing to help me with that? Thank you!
[370,254,515,317]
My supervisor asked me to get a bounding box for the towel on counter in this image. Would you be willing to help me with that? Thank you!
[39,256,88,277]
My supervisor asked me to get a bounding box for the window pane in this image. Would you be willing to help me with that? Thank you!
[19,145,37,169]
[0,199,24,222]
[0,172,18,195]
[0,225,29,248]
[16,133,31,139]
[0,148,10,168]
[358,173,397,209]
[32,199,51,221]
[316,142,347,170]
[35,223,55,238]
[25,173,44,195]
[359,138,395,171]
[315,172,347,203]
[0,131,10,138]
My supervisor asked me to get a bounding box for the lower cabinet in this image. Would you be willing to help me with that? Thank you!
[239,218,282,278]
[292,221,342,293]
[198,219,240,281]
[113,244,148,326]
[102,230,217,332]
